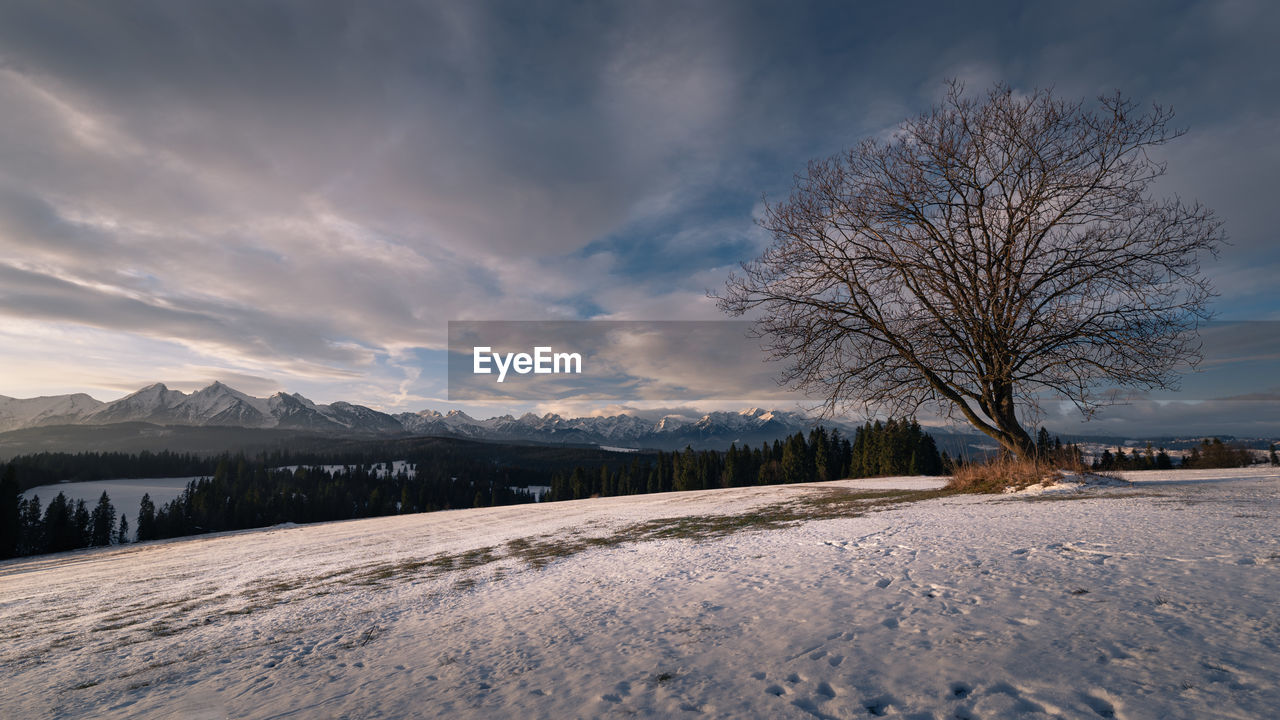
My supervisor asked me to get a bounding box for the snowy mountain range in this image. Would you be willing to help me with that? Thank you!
[0,383,837,449]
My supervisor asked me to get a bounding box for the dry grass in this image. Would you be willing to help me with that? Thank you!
[946,457,1064,493]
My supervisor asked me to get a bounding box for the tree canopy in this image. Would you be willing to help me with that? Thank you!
[718,82,1222,458]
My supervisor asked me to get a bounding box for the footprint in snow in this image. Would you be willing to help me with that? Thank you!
[875,577,893,589]
[1082,692,1119,718]
[863,696,894,716]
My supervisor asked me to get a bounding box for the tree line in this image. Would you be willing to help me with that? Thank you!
[4,450,218,492]
[1,420,946,559]
[1178,438,1258,469]
[1089,437,1264,471]
[1,463,128,557]
[547,420,945,501]
[0,455,540,559]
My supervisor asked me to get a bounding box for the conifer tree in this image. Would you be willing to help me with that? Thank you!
[19,495,43,556]
[1096,449,1115,471]
[136,493,157,542]
[1035,427,1052,460]
[723,443,740,487]
[44,493,75,553]
[0,465,18,559]
[90,492,116,547]
[570,467,588,499]
[1182,446,1201,468]
[676,446,699,491]
[781,434,806,484]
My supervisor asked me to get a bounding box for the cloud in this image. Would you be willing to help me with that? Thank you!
[1053,394,1280,438]
[0,0,1274,428]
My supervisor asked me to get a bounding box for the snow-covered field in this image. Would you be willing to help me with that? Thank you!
[3,467,1279,719]
[22,477,202,525]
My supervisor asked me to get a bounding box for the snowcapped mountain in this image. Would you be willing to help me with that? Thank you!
[0,383,844,449]
[18,382,403,435]
[386,405,828,449]
[82,381,279,428]
[0,392,105,432]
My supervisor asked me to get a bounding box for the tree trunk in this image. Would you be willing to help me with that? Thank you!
[991,383,1035,460]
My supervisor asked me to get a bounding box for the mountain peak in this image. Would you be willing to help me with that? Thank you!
[196,381,234,394]
[1,381,839,450]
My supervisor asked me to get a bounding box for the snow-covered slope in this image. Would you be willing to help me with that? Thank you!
[80,382,192,425]
[3,467,1278,719]
[0,392,104,431]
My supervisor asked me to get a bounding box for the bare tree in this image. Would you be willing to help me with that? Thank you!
[717,83,1222,459]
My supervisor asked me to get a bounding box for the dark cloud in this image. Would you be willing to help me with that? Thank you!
[1053,393,1280,438]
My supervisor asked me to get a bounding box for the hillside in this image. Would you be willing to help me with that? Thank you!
[2,468,1278,718]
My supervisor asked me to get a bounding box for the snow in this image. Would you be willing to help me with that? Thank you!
[513,485,553,501]
[272,460,416,479]
[839,476,949,491]
[20,477,202,529]
[2,468,1279,719]
[0,392,104,431]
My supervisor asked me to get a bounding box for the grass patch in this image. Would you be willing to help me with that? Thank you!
[946,457,1062,493]
[348,549,495,586]
[947,457,1134,494]
[147,623,179,638]
[457,547,498,569]
[503,487,947,570]
[506,537,588,569]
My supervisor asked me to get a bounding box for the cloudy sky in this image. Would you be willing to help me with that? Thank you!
[0,1,1276,435]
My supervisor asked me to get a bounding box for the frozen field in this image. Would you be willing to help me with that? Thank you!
[22,477,201,528]
[2,467,1279,719]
